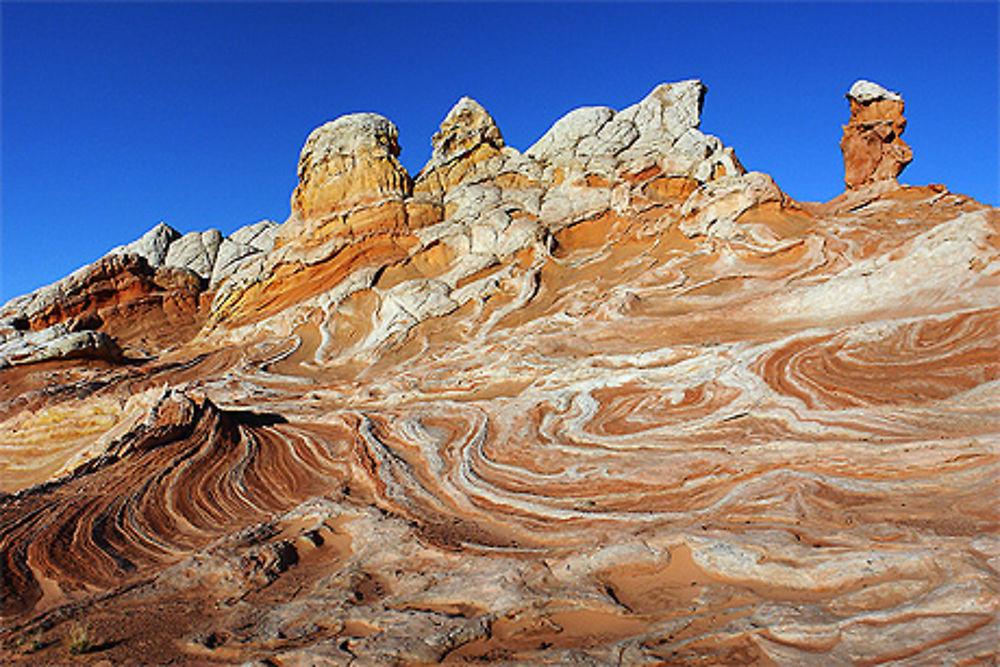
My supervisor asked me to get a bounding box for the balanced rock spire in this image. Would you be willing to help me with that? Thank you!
[840,79,913,190]
[2,76,999,667]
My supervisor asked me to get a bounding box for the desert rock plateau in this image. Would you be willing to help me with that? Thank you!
[1,79,998,665]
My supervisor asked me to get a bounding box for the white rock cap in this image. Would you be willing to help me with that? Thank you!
[848,79,902,103]
[302,113,401,159]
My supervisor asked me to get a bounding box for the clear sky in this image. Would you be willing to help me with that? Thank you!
[2,2,997,303]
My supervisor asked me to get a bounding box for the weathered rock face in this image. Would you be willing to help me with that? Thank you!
[208,80,748,333]
[108,221,180,267]
[163,229,222,280]
[840,79,913,189]
[206,115,425,327]
[527,79,740,181]
[0,252,205,357]
[0,219,284,360]
[283,113,413,245]
[1,79,998,667]
[209,220,278,288]
[0,326,122,368]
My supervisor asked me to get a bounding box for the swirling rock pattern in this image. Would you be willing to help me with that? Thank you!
[1,80,998,665]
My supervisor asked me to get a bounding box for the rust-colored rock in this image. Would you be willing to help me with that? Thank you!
[0,253,207,360]
[208,114,423,329]
[840,79,913,189]
[279,113,413,253]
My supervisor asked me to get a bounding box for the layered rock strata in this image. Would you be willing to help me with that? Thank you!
[0,219,277,362]
[1,79,998,666]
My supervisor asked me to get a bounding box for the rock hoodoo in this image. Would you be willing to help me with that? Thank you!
[840,79,913,190]
[283,113,413,245]
[427,97,505,169]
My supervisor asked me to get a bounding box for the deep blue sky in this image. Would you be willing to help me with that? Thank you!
[3,2,997,302]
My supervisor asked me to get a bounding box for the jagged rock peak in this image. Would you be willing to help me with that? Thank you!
[428,96,504,167]
[840,78,912,190]
[620,78,706,139]
[848,79,902,103]
[525,79,737,182]
[526,79,708,162]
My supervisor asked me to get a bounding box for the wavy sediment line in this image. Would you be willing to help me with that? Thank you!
[756,308,1000,410]
[333,387,998,544]
[0,399,354,618]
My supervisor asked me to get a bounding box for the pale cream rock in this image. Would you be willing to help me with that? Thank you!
[164,229,223,280]
[108,221,180,267]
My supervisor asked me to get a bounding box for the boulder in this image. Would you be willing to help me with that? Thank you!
[0,323,122,367]
[679,172,785,238]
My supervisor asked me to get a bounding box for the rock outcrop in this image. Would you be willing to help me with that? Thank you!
[0,252,204,355]
[1,79,998,667]
[282,113,413,246]
[209,220,278,288]
[0,325,122,368]
[163,229,223,280]
[527,80,740,181]
[840,79,913,189]
[414,96,508,197]
[207,115,425,327]
[208,80,748,336]
[0,218,284,359]
[108,221,180,267]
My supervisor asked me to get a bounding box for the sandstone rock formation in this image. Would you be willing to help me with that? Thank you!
[1,79,997,666]
[0,325,121,368]
[163,229,222,280]
[108,221,180,267]
[0,251,205,359]
[209,219,278,287]
[0,218,286,360]
[207,80,748,340]
[284,112,413,242]
[840,79,913,189]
